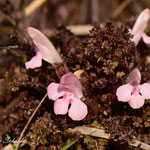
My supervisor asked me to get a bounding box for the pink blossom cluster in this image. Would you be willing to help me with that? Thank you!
[25,27,87,121]
[24,9,150,120]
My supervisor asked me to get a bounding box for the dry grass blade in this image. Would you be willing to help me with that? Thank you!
[24,0,47,17]
[43,24,97,37]
[69,126,150,150]
[112,0,131,18]
[15,93,48,150]
[43,23,123,37]
[79,0,89,23]
[91,0,99,22]
[74,70,84,79]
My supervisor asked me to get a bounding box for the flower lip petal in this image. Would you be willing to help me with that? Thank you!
[128,93,145,109]
[139,83,150,99]
[54,98,69,115]
[25,51,42,69]
[116,84,133,102]
[68,97,88,121]
[47,83,67,100]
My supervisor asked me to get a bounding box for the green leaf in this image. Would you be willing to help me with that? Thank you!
[6,134,16,150]
[60,138,79,150]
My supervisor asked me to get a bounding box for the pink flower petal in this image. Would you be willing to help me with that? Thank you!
[116,84,133,102]
[27,27,63,65]
[54,98,69,115]
[47,83,66,100]
[142,32,150,48]
[25,51,42,69]
[126,68,141,85]
[68,98,88,121]
[60,73,83,98]
[128,94,145,109]
[131,9,150,45]
[139,83,150,99]
[128,28,132,34]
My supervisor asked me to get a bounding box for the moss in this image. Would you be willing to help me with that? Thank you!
[26,112,55,149]
[84,136,108,150]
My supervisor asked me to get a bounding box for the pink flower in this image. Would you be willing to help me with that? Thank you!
[130,8,150,46]
[25,27,63,69]
[47,73,88,121]
[25,51,42,69]
[116,68,150,109]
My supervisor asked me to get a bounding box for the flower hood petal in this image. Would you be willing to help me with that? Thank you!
[116,84,133,102]
[60,73,83,98]
[68,98,88,121]
[131,9,150,45]
[27,27,63,65]
[126,68,141,85]
[139,83,150,99]
[25,51,42,69]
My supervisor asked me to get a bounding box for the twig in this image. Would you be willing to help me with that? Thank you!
[24,0,47,17]
[79,0,89,23]
[91,0,99,22]
[43,24,103,37]
[129,140,150,150]
[112,0,131,18]
[146,55,150,63]
[15,93,48,150]
[43,22,122,37]
[69,126,110,139]
[67,25,94,35]
[69,126,150,150]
